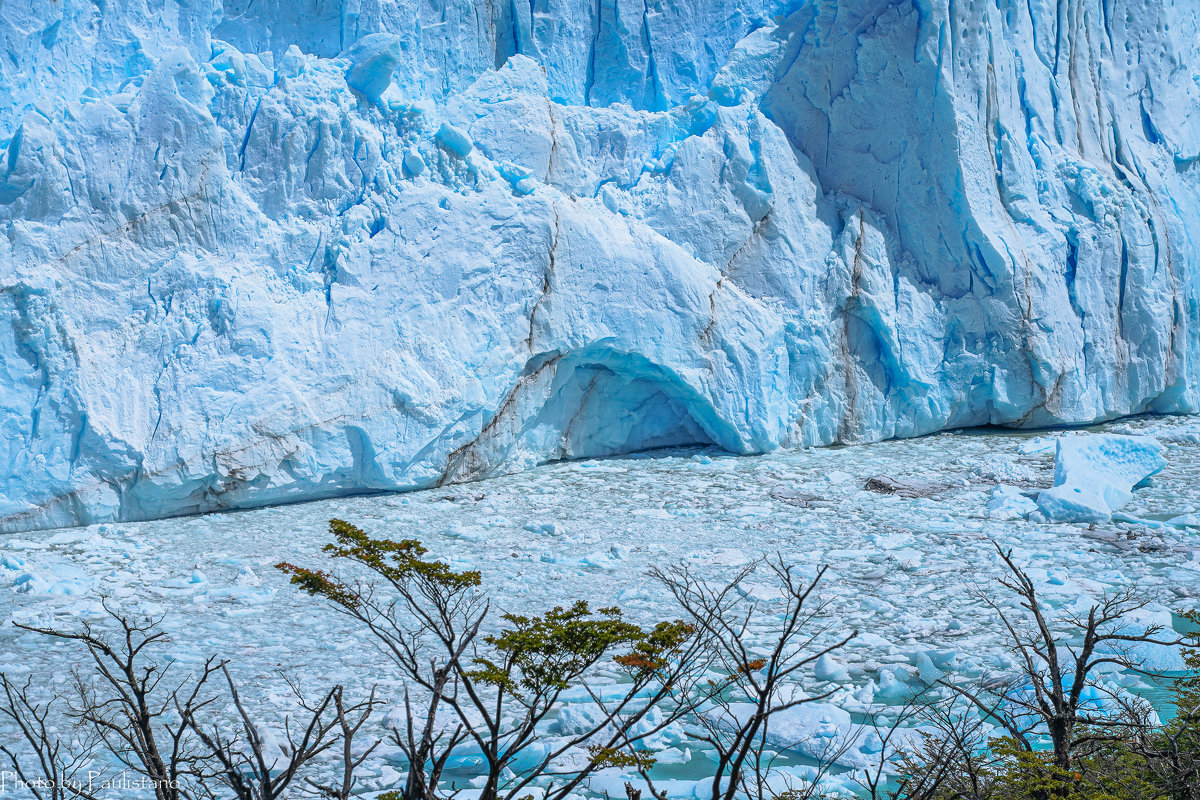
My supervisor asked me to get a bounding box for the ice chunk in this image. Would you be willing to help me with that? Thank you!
[914,651,942,682]
[402,150,426,176]
[970,455,1037,484]
[875,668,913,700]
[1100,609,1187,672]
[436,123,473,157]
[343,34,403,100]
[1035,435,1167,523]
[551,702,605,736]
[278,44,307,78]
[714,701,856,764]
[987,485,1037,520]
[814,653,851,683]
[1018,437,1058,454]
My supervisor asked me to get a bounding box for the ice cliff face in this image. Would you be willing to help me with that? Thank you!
[1,1,1198,532]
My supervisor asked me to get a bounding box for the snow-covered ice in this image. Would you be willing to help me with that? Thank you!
[2,414,1197,795]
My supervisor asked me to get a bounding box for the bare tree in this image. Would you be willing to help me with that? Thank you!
[385,684,467,800]
[1097,616,1200,800]
[0,673,102,800]
[303,686,382,800]
[883,694,1003,800]
[189,665,343,800]
[651,558,856,800]
[845,689,940,800]
[935,543,1181,798]
[14,602,222,800]
[7,604,379,800]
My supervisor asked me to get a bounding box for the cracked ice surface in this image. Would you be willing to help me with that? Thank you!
[3,1,1200,532]
[2,416,1198,795]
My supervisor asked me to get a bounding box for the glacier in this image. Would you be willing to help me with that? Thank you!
[0,0,1198,532]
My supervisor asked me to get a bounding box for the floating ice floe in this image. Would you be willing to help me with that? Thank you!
[815,653,852,683]
[1035,435,1167,523]
[987,485,1039,520]
[1100,608,1188,673]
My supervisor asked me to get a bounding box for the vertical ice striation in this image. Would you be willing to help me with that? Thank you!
[0,0,1197,531]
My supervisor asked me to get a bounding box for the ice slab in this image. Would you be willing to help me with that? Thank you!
[1036,435,1167,523]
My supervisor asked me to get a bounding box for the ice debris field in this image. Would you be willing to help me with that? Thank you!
[3,415,1199,796]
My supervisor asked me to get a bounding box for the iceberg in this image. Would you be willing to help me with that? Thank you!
[0,1,1197,531]
[1036,434,1167,523]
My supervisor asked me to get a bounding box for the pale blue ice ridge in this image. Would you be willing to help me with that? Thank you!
[1,1,1198,532]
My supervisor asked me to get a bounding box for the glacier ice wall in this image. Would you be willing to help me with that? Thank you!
[1,0,1198,531]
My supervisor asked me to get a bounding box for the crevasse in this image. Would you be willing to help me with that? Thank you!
[0,0,1197,532]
